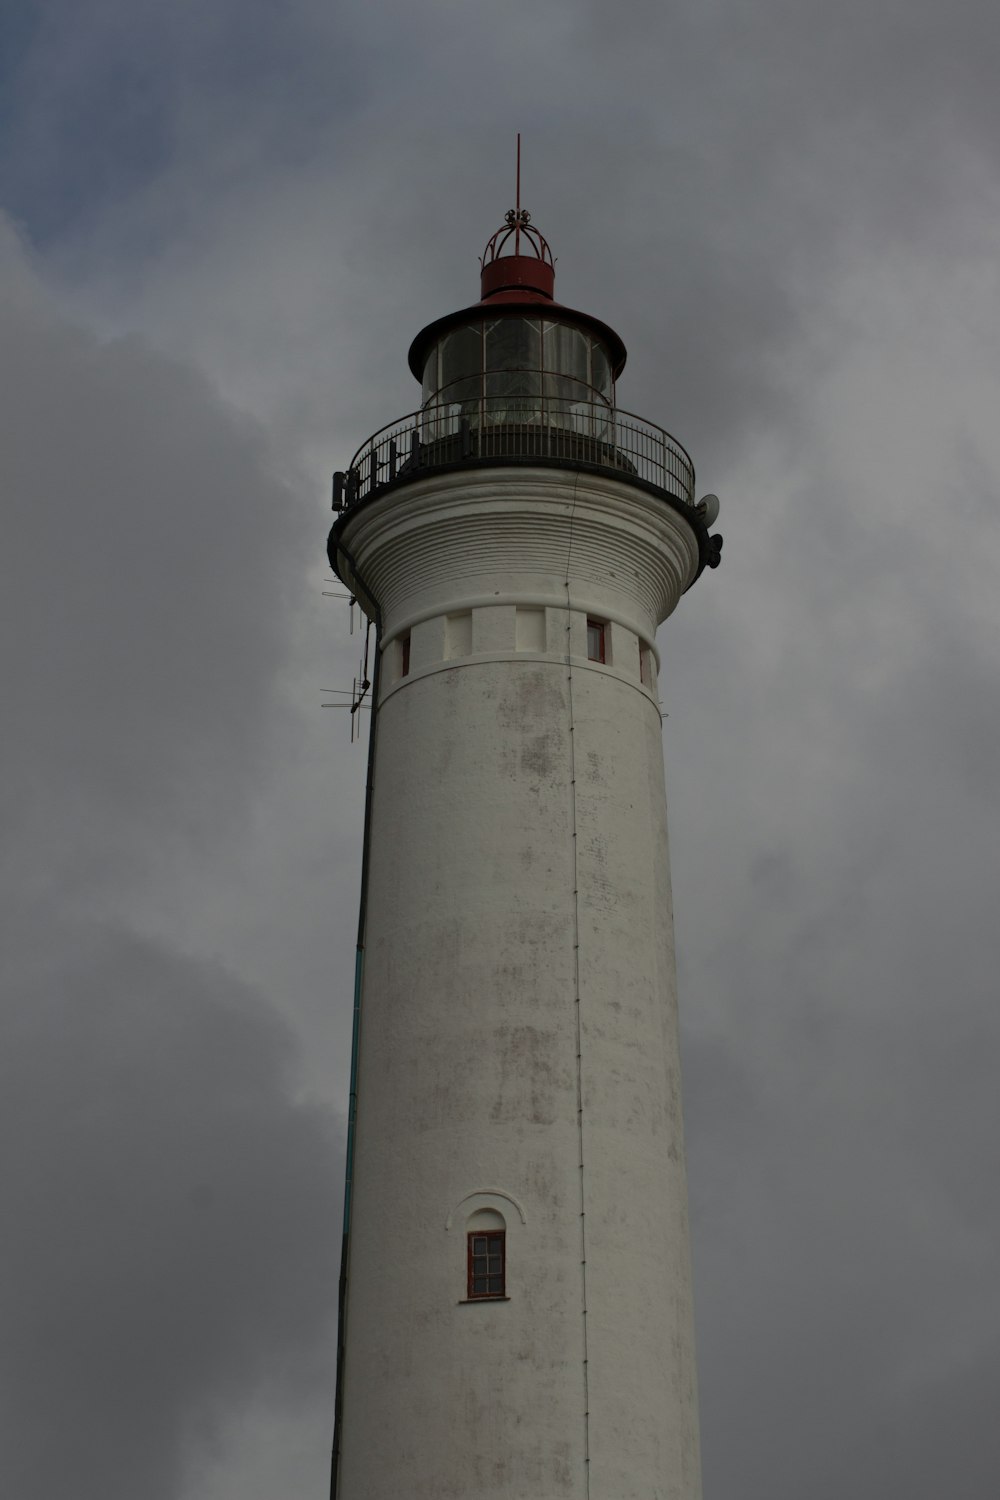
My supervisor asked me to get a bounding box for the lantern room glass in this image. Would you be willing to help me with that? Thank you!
[420,316,614,439]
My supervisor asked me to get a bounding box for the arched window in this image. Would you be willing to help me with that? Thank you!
[465,1208,506,1300]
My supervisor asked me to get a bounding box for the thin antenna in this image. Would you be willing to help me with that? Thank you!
[321,608,372,740]
[322,581,358,634]
[515,132,521,255]
[350,621,374,742]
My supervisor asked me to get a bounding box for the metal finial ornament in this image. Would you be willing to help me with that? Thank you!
[479,134,554,274]
[481,208,553,270]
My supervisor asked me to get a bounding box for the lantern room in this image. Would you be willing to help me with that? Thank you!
[408,209,627,440]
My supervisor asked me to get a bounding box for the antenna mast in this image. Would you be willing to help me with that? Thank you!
[515,132,521,255]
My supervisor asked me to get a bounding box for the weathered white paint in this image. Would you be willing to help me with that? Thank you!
[333,466,703,1500]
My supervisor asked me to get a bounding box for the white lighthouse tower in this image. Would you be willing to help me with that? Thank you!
[327,196,721,1500]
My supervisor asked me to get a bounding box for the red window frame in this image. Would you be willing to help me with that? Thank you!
[586,618,606,663]
[467,1230,506,1299]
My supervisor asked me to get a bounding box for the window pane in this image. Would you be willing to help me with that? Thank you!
[421,348,439,407]
[484,318,541,417]
[469,1228,505,1297]
[484,368,541,407]
[543,322,589,385]
[590,339,612,400]
[587,621,605,662]
[440,324,482,384]
[435,377,480,412]
[485,317,540,375]
[541,372,593,405]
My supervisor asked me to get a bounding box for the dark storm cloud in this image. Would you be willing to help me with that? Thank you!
[2,2,999,1498]
[0,912,338,1500]
[0,224,339,1497]
[540,0,1000,475]
[0,219,305,869]
[670,417,1000,1497]
[0,0,368,243]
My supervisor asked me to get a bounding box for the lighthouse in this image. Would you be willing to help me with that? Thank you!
[327,194,721,1500]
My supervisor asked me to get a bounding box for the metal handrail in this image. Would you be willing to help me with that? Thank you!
[336,397,696,513]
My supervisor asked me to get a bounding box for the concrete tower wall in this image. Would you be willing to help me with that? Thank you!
[334,467,703,1500]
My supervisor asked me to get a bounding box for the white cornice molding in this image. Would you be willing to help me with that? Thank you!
[335,467,699,639]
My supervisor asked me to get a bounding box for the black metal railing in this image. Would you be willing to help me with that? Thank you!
[333,397,696,513]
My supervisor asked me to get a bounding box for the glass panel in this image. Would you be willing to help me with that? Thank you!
[484,373,541,405]
[420,402,464,442]
[418,405,437,442]
[484,318,541,423]
[435,374,480,409]
[421,347,439,408]
[574,401,611,440]
[543,322,589,386]
[587,622,605,662]
[543,374,596,427]
[472,1237,488,1255]
[438,325,482,398]
[541,374,612,439]
[487,1255,502,1273]
[488,1275,503,1294]
[485,317,540,375]
[472,1276,488,1295]
[541,373,593,404]
[484,377,541,421]
[590,339,612,400]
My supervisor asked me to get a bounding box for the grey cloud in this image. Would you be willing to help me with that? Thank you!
[0,911,338,1500]
[0,222,342,1498]
[673,582,1000,1500]
[0,220,309,884]
[3,3,1000,1497]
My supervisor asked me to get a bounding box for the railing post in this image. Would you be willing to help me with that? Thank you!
[461,416,472,459]
[388,438,398,481]
[410,428,420,467]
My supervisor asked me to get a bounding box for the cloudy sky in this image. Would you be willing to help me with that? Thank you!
[2,2,999,1496]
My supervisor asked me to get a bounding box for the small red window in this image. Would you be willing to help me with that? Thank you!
[467,1230,505,1299]
[400,633,411,676]
[586,619,606,663]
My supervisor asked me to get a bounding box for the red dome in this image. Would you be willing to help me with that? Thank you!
[479,209,555,302]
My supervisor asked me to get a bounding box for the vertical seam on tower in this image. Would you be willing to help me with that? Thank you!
[564,475,592,1500]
